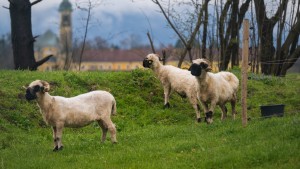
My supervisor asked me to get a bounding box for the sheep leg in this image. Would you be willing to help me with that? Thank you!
[102,117,117,143]
[163,85,171,108]
[200,100,208,122]
[189,94,202,122]
[231,99,236,120]
[191,103,202,122]
[52,126,58,150]
[53,125,64,151]
[97,120,108,143]
[206,102,217,124]
[219,104,228,120]
[201,101,209,112]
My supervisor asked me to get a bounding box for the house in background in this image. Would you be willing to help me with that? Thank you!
[32,0,198,72]
[34,0,149,72]
[33,0,181,72]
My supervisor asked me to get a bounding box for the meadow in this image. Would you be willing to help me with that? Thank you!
[0,69,299,169]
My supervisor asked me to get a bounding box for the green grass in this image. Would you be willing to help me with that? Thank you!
[0,70,299,169]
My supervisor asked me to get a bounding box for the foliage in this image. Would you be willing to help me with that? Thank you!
[0,70,299,168]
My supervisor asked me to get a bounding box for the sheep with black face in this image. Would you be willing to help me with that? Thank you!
[25,80,117,151]
[143,53,203,122]
[189,59,239,124]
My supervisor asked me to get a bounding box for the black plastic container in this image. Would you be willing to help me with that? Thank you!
[260,104,285,117]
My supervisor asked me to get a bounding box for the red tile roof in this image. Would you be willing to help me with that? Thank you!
[82,49,152,62]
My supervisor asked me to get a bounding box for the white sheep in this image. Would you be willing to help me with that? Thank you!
[25,80,117,151]
[143,53,203,122]
[189,59,239,124]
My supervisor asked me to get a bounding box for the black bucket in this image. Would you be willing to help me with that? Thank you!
[260,104,285,117]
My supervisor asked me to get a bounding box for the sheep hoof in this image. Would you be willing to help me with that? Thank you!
[205,111,213,124]
[58,146,64,150]
[53,146,59,152]
[205,117,213,124]
[163,103,170,109]
[197,118,202,123]
[53,146,63,152]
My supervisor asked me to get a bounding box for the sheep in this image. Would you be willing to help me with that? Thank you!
[143,53,203,122]
[189,58,239,124]
[25,80,117,151]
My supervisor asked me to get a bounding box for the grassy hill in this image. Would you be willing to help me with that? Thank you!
[0,69,299,168]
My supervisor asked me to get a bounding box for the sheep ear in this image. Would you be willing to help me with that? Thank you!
[41,81,50,92]
[205,67,212,72]
[22,86,27,90]
[200,62,208,69]
[201,59,212,72]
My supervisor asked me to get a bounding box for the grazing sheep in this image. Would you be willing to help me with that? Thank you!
[25,80,117,151]
[143,53,203,122]
[189,59,239,124]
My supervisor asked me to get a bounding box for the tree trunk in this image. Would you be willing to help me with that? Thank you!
[259,20,275,75]
[201,0,209,59]
[254,0,291,75]
[9,0,52,70]
[278,13,300,76]
[218,0,231,71]
[219,0,250,70]
[230,0,239,68]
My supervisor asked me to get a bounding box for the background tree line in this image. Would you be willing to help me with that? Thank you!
[151,0,299,76]
[1,0,300,76]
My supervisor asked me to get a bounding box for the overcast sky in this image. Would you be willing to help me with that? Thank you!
[0,0,176,47]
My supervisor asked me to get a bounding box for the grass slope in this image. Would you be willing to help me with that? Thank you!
[0,70,299,169]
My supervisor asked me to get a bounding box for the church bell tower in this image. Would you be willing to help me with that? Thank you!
[59,0,72,65]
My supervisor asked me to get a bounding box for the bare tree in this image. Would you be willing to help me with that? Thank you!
[218,0,251,71]
[7,0,52,70]
[147,31,156,54]
[202,0,209,59]
[152,0,209,67]
[76,0,92,71]
[254,0,300,76]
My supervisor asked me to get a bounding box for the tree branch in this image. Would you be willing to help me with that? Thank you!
[8,0,14,5]
[254,0,268,26]
[33,55,53,70]
[30,35,39,43]
[31,0,42,6]
[152,0,188,47]
[147,31,156,54]
[270,0,288,25]
[238,0,251,28]
[281,16,300,52]
[78,0,92,71]
[2,6,9,9]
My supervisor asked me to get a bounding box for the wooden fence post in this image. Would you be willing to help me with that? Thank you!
[242,19,249,127]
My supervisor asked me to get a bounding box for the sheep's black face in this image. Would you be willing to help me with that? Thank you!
[189,62,209,76]
[189,63,202,76]
[25,85,41,101]
[143,59,153,68]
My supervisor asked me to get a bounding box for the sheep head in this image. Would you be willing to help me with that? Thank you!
[189,59,212,76]
[143,53,163,68]
[25,80,50,101]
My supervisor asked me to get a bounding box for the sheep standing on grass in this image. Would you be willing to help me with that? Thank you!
[143,53,203,122]
[189,59,239,124]
[25,80,117,151]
